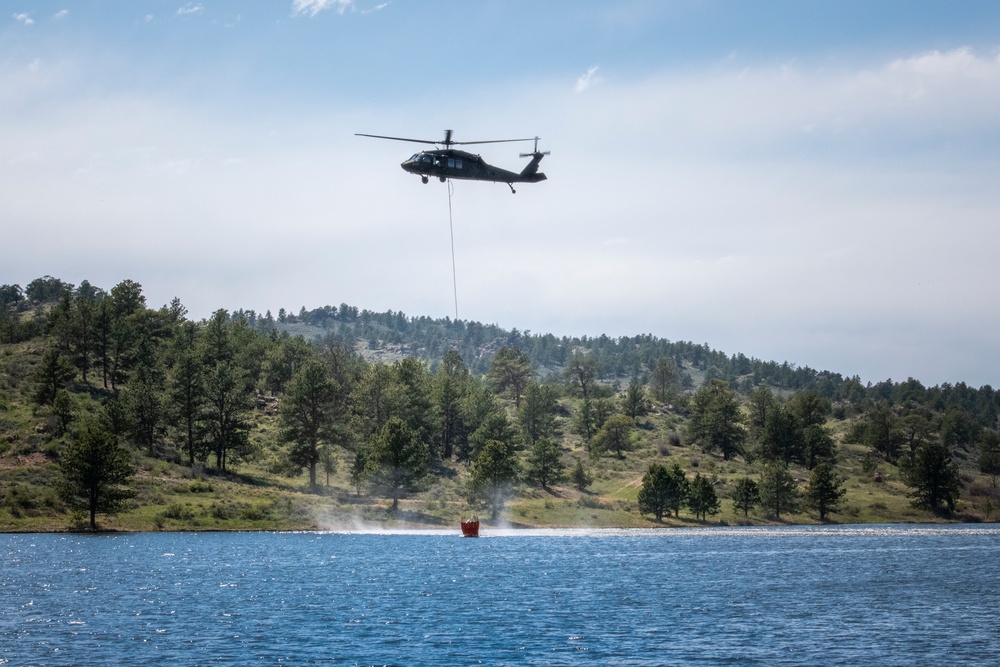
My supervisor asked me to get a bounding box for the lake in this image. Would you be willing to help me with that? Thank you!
[2,525,999,665]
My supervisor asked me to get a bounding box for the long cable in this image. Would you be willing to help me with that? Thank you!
[447,179,459,321]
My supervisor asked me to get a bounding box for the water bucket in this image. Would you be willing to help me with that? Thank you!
[460,515,480,538]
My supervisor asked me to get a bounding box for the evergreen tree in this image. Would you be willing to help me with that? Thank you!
[759,405,803,464]
[518,382,559,445]
[282,358,345,490]
[525,437,565,489]
[858,402,903,463]
[637,463,672,521]
[806,461,846,521]
[978,431,1000,488]
[52,390,76,436]
[638,463,689,520]
[70,281,102,383]
[686,380,746,460]
[202,362,255,472]
[468,409,519,461]
[166,322,205,465]
[33,347,76,406]
[759,462,798,519]
[319,445,338,488]
[622,378,649,419]
[565,355,598,400]
[649,358,680,403]
[572,396,596,445]
[665,463,690,518]
[488,346,532,407]
[902,441,961,513]
[572,457,593,491]
[787,390,830,429]
[592,413,635,459]
[107,279,146,391]
[366,417,428,513]
[59,420,135,530]
[351,363,396,445]
[391,357,435,445]
[802,424,836,470]
[123,363,164,456]
[687,473,720,521]
[468,439,519,520]
[263,335,312,395]
[746,385,776,443]
[731,477,760,518]
[432,350,471,459]
[456,383,502,463]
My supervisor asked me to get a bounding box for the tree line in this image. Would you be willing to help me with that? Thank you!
[4,275,995,527]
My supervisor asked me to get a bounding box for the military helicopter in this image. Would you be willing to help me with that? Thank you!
[356,130,549,193]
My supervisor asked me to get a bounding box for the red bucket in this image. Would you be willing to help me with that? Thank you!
[460,517,480,538]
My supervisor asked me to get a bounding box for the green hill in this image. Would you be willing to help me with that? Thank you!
[1,276,997,532]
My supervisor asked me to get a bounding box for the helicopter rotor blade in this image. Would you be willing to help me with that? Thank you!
[357,132,542,148]
[355,133,444,145]
[453,137,537,146]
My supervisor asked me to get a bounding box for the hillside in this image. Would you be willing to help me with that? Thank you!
[1,276,998,532]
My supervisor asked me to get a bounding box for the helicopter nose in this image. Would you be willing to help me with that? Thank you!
[401,160,414,173]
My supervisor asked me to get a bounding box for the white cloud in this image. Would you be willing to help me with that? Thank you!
[176,4,204,16]
[361,2,389,15]
[291,0,353,17]
[13,12,33,25]
[575,65,601,93]
[54,10,69,20]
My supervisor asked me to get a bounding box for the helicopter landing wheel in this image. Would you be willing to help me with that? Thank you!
[439,176,447,183]
[421,176,429,184]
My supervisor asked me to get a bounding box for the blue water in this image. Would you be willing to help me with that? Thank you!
[2,525,999,666]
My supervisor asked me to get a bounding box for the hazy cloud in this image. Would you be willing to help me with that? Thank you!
[54,10,69,20]
[575,65,601,93]
[13,12,33,25]
[291,0,353,17]
[176,4,204,16]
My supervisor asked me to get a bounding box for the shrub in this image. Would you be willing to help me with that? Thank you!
[161,503,195,520]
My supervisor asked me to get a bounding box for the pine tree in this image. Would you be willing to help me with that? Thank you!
[759,462,798,519]
[902,441,961,513]
[468,439,519,520]
[572,457,593,492]
[59,420,135,530]
[806,461,846,521]
[366,417,429,513]
[525,437,565,489]
[688,473,720,520]
[731,477,760,518]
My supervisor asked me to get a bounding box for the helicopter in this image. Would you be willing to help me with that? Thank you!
[356,130,549,193]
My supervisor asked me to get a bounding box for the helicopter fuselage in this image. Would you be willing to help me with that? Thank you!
[401,148,546,186]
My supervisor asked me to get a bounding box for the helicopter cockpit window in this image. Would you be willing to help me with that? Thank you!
[409,153,421,161]
[420,154,433,164]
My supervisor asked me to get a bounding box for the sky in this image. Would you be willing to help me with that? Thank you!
[3,1,1000,388]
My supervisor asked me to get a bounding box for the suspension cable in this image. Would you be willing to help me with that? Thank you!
[447,179,459,321]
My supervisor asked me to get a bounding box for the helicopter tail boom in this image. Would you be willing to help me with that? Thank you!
[518,151,547,181]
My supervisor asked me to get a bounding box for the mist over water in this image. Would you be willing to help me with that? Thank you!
[3,525,999,665]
